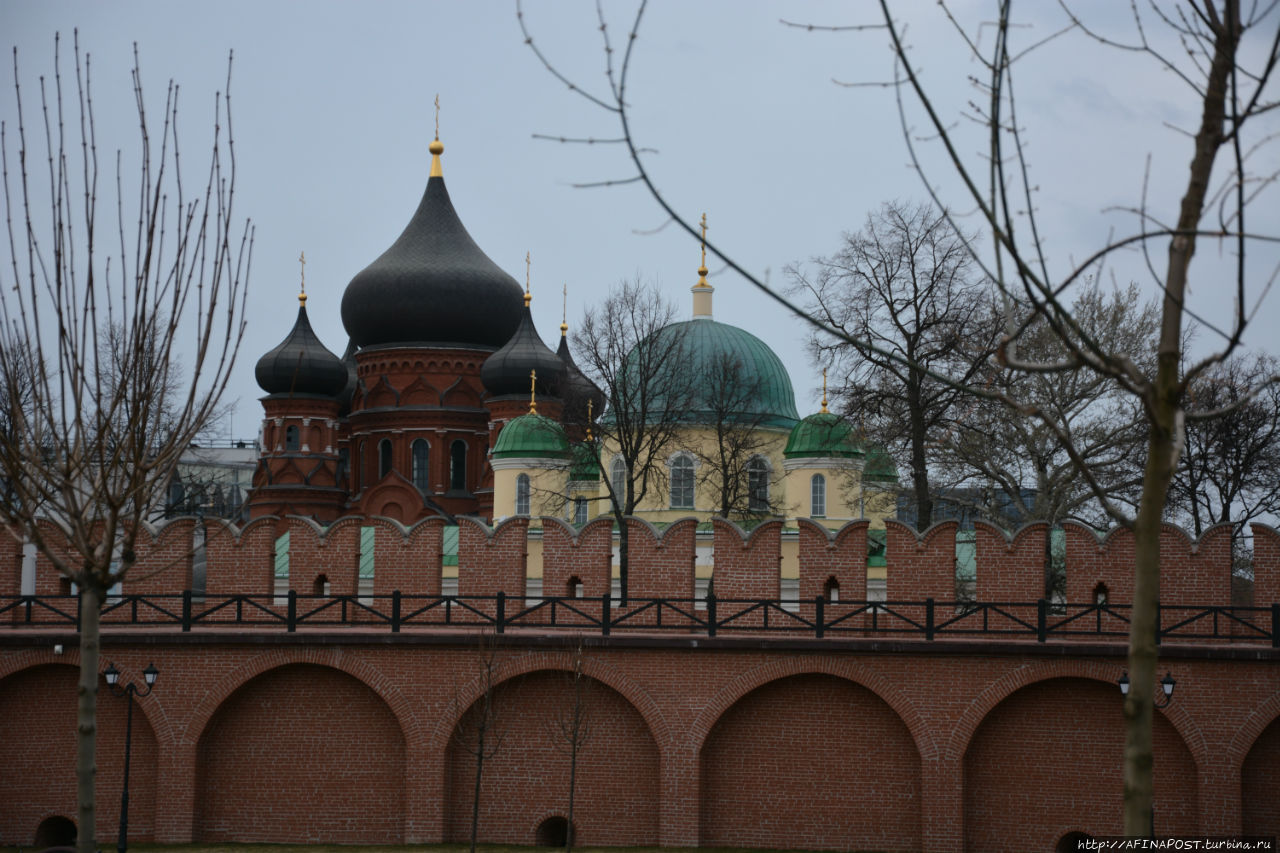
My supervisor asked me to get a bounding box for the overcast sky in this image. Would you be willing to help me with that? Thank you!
[5,1,1278,439]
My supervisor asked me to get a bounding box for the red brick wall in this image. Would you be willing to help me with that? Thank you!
[206,517,275,597]
[1065,521,1135,605]
[964,677,1198,852]
[444,669,660,845]
[126,520,195,596]
[625,518,696,600]
[458,517,527,622]
[797,519,868,605]
[1,529,21,597]
[0,663,157,846]
[193,663,405,843]
[710,518,781,608]
[1162,523,1233,608]
[700,673,921,850]
[374,516,444,596]
[1253,523,1280,609]
[283,516,360,596]
[1243,716,1280,839]
[886,519,959,601]
[541,518,613,600]
[974,521,1047,602]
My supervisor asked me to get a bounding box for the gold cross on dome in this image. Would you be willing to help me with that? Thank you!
[434,94,440,140]
[299,251,306,290]
[529,369,538,414]
[699,213,708,268]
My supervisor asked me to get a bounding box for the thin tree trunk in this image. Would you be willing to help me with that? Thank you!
[76,583,102,853]
[469,696,487,853]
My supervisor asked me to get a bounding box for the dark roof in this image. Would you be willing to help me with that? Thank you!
[341,171,524,349]
[255,303,348,397]
[481,304,566,398]
[555,332,606,424]
[337,338,359,416]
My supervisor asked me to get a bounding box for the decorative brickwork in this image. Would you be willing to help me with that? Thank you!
[886,519,960,601]
[973,521,1047,602]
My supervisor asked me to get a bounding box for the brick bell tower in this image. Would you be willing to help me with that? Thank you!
[247,257,350,521]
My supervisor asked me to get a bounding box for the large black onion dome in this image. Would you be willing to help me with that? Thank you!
[341,147,524,349]
[555,332,606,423]
[337,338,359,415]
[256,301,348,397]
[481,302,565,398]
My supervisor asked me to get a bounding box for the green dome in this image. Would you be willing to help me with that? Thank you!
[492,412,570,459]
[863,444,899,483]
[620,319,799,428]
[570,442,600,481]
[784,411,863,459]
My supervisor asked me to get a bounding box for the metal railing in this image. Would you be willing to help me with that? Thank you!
[3,592,1278,646]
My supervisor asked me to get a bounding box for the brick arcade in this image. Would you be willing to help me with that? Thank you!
[2,514,1279,852]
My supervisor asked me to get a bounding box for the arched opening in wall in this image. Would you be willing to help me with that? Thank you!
[823,576,840,603]
[1242,714,1280,837]
[194,663,406,843]
[1094,582,1109,606]
[669,454,694,509]
[535,815,574,846]
[444,670,659,845]
[609,457,627,510]
[1057,831,1093,852]
[747,456,769,512]
[379,439,393,478]
[285,425,300,451]
[568,576,583,598]
[450,440,467,492]
[516,473,531,516]
[412,439,430,492]
[700,673,921,850]
[963,677,1198,850]
[810,473,826,517]
[313,574,330,596]
[34,815,77,847]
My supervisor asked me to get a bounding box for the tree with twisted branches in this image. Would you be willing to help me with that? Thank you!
[0,35,251,853]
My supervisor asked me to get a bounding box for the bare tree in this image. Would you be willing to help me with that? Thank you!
[573,278,693,600]
[1170,352,1280,565]
[520,0,1280,835]
[788,201,996,528]
[451,631,504,853]
[0,36,250,852]
[546,642,593,852]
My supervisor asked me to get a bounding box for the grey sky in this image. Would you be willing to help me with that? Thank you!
[5,1,1278,437]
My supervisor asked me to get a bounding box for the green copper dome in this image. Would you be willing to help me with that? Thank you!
[863,444,899,483]
[492,412,570,459]
[784,412,863,459]
[625,319,799,429]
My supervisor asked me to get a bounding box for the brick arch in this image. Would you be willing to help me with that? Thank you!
[0,652,177,751]
[185,648,423,752]
[689,655,934,761]
[948,659,1207,770]
[1226,690,1280,776]
[427,649,670,756]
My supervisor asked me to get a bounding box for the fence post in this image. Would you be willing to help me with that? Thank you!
[496,591,506,634]
[287,589,297,633]
[815,595,825,639]
[925,598,935,641]
[182,590,192,633]
[1272,603,1279,649]
[1154,601,1162,646]
[601,592,611,637]
[1037,599,1047,643]
[391,590,401,634]
[707,592,717,637]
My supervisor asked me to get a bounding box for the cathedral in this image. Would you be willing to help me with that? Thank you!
[247,132,897,530]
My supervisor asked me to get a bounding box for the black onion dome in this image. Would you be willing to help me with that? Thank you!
[555,333,606,422]
[255,303,348,397]
[337,338,359,416]
[481,303,565,398]
[341,166,524,349]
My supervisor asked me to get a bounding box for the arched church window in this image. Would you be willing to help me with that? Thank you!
[670,454,694,510]
[516,473,531,515]
[412,439,430,492]
[450,440,467,492]
[285,425,300,452]
[357,441,366,489]
[378,439,393,478]
[811,473,826,518]
[747,457,769,512]
[610,457,627,509]
[573,497,588,525]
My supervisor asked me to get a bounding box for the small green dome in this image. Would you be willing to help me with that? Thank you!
[620,319,799,428]
[784,411,863,459]
[492,412,569,459]
[570,442,600,481]
[863,444,899,483]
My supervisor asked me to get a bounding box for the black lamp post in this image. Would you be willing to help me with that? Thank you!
[103,662,158,853]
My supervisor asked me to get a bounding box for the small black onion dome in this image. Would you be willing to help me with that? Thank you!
[555,333,606,423]
[481,302,566,398]
[255,300,349,397]
[336,338,359,416]
[340,144,524,349]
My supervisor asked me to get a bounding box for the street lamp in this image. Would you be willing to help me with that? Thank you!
[1117,670,1177,708]
[103,662,158,853]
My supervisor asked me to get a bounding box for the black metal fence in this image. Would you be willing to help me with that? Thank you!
[3,592,1278,646]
